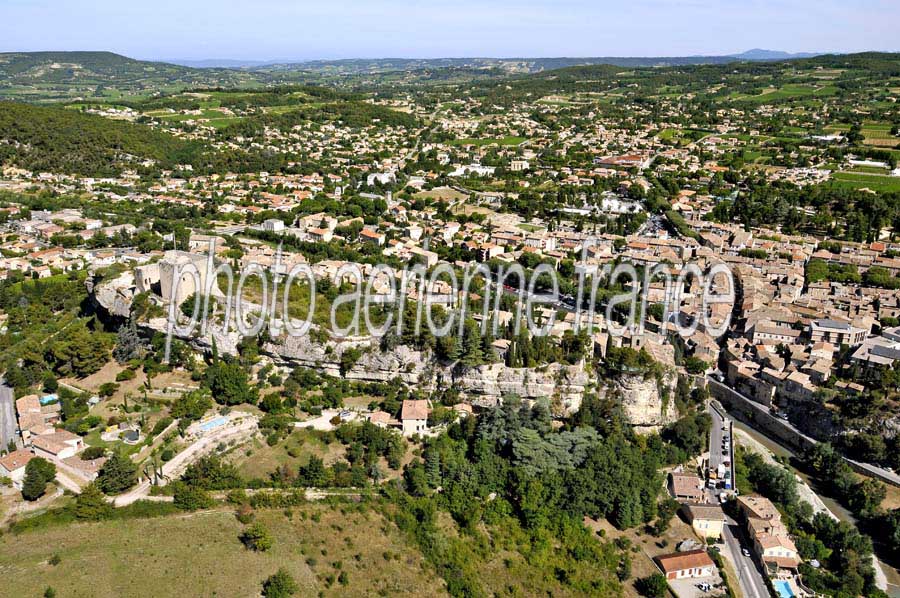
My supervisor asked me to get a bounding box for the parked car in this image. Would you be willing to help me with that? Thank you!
[741,547,751,557]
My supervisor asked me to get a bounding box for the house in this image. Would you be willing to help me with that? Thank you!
[669,473,705,502]
[367,411,396,429]
[737,495,801,572]
[655,549,716,580]
[30,430,84,460]
[400,400,430,437]
[359,229,386,246]
[684,504,726,540]
[754,533,801,571]
[0,449,35,488]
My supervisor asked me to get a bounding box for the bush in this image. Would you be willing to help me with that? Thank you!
[240,523,273,552]
[262,568,299,598]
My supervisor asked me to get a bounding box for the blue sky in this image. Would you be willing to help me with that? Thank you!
[1,0,897,61]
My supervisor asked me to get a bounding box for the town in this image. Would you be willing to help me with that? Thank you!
[0,29,900,598]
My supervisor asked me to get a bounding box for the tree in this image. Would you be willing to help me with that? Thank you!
[73,482,112,520]
[22,457,56,501]
[206,359,258,406]
[113,319,148,363]
[171,389,214,422]
[180,456,242,490]
[636,573,668,598]
[262,568,299,598]
[97,451,137,494]
[240,523,273,552]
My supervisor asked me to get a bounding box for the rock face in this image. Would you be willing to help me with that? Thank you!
[90,272,136,319]
[447,362,589,414]
[90,275,674,425]
[602,372,678,433]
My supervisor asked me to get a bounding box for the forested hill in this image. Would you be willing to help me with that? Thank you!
[0,101,283,177]
[0,51,266,102]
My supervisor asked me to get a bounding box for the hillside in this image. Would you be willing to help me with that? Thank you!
[0,101,203,176]
[0,51,267,102]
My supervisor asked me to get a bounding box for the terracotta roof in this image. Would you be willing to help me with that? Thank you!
[401,400,429,421]
[0,449,34,472]
[656,549,715,574]
[671,474,704,497]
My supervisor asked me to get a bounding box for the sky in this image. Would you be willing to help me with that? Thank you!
[0,0,897,62]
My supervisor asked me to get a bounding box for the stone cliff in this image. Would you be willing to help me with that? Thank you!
[91,276,677,426]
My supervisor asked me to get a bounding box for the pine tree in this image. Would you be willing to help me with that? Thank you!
[97,451,137,494]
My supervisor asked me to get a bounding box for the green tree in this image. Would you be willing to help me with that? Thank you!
[97,451,137,494]
[173,482,214,511]
[240,523,273,552]
[206,359,258,406]
[636,573,668,598]
[73,482,113,520]
[22,457,56,501]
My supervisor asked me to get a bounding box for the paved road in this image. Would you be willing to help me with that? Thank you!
[720,518,772,598]
[0,380,17,450]
[706,401,769,598]
[708,403,733,483]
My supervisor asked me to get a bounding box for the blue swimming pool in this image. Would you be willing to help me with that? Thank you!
[774,580,795,598]
[199,416,228,432]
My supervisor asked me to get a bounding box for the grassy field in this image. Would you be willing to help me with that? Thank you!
[831,172,900,193]
[227,427,348,480]
[0,505,446,598]
[730,83,838,104]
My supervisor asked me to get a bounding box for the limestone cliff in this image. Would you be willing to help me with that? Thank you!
[601,372,678,433]
[90,276,671,425]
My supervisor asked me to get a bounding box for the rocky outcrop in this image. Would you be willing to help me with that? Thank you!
[446,362,589,414]
[602,372,678,433]
[90,275,672,425]
[89,271,136,319]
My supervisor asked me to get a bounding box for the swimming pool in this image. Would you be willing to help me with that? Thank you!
[774,580,795,598]
[199,416,229,432]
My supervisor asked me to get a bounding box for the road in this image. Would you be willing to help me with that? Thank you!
[114,415,258,506]
[707,402,770,598]
[0,380,17,450]
[708,402,734,490]
[720,518,772,598]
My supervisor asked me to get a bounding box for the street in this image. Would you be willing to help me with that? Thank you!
[707,401,770,598]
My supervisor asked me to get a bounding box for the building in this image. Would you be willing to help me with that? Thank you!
[0,449,35,488]
[669,473,705,502]
[30,430,84,460]
[684,504,726,540]
[809,319,867,347]
[655,549,716,580]
[400,400,430,437]
[737,495,801,572]
[158,250,211,306]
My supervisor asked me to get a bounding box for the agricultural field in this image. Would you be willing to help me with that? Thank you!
[830,172,900,193]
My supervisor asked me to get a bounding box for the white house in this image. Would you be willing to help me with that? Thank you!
[400,400,430,437]
[0,449,35,489]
